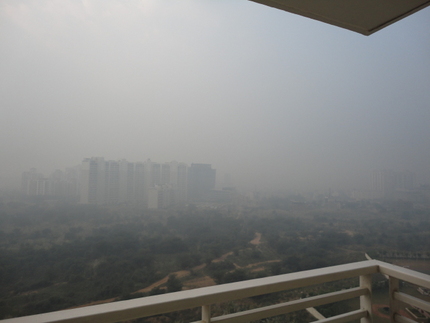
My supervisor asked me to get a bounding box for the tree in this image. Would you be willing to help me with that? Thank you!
[166,274,182,293]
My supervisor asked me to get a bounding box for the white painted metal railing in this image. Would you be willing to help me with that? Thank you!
[1,260,429,323]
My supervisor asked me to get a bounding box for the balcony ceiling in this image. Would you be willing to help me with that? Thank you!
[249,0,430,35]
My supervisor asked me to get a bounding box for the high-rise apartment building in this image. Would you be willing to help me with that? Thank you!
[175,162,188,204]
[187,163,216,202]
[78,158,209,207]
[80,157,105,204]
[21,168,48,196]
[21,167,80,199]
[134,162,145,206]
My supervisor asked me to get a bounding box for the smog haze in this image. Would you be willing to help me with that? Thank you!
[1,0,430,192]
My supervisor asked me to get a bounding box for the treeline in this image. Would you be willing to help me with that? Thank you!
[0,206,254,318]
[0,201,429,319]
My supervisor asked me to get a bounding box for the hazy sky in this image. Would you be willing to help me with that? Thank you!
[1,0,430,191]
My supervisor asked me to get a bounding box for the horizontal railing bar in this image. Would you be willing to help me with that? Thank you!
[210,287,367,323]
[1,261,378,323]
[377,261,430,289]
[310,309,367,323]
[394,291,430,313]
[394,313,417,323]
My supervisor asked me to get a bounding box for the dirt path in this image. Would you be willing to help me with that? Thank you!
[250,232,262,245]
[230,259,280,272]
[213,251,233,263]
[244,259,280,269]
[134,269,190,294]
[193,263,206,271]
[131,250,236,296]
[183,275,216,289]
[72,233,275,309]
[131,248,279,295]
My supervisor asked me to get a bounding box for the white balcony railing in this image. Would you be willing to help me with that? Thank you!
[2,260,429,323]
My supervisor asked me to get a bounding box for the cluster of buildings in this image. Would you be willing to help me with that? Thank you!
[21,158,222,208]
[21,167,80,199]
[23,161,425,207]
[80,158,217,207]
[351,170,430,205]
[372,169,415,197]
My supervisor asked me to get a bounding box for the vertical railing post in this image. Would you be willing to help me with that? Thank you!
[389,277,399,323]
[202,305,211,323]
[360,274,372,323]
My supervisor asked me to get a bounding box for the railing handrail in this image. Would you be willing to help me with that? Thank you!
[375,260,430,289]
[1,260,429,323]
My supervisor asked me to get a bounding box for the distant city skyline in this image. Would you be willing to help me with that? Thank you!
[19,155,423,199]
[21,157,221,208]
[20,158,430,206]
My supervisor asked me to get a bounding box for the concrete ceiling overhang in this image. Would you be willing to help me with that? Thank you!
[249,0,430,35]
